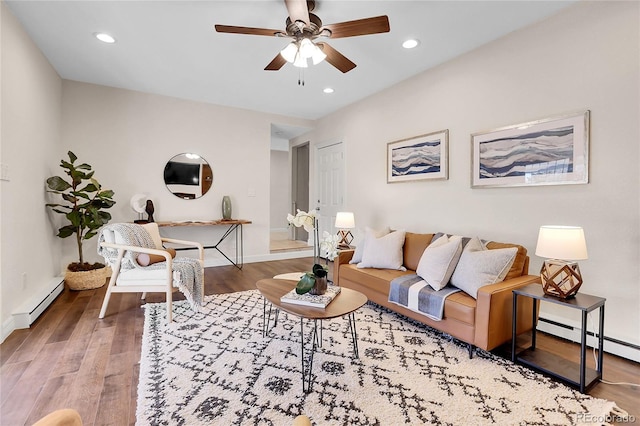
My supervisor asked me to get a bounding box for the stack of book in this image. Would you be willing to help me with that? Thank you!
[280,285,341,308]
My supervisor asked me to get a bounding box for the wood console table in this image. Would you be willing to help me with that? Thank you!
[157,220,251,269]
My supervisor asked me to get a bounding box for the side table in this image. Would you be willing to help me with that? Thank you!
[511,283,605,393]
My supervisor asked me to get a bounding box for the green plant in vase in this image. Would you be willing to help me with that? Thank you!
[46,151,116,289]
[296,263,328,296]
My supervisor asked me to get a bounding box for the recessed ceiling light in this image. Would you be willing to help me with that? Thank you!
[94,32,116,44]
[402,39,419,49]
[323,88,334,94]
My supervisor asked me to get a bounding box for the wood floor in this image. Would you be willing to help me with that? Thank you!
[1,257,638,425]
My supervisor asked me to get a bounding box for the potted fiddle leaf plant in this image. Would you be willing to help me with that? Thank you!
[46,151,116,290]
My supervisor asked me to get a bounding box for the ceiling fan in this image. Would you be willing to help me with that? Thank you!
[214,0,390,74]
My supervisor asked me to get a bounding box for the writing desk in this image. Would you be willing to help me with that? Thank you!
[157,220,251,269]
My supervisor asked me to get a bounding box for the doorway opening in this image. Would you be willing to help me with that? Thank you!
[269,124,312,254]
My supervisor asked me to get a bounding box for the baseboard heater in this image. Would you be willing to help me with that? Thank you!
[538,316,640,362]
[12,277,65,329]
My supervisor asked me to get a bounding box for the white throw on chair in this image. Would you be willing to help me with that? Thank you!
[97,223,204,322]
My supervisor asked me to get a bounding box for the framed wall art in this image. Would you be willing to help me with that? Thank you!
[387,129,449,183]
[471,111,589,188]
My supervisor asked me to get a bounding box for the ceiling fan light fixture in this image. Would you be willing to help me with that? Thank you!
[280,42,298,63]
[311,45,326,65]
[298,38,316,59]
[293,54,308,68]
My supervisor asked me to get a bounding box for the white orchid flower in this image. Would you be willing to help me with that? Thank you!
[287,209,317,233]
[320,231,340,260]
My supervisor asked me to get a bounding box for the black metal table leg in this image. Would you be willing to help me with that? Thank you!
[580,310,588,393]
[301,318,318,394]
[347,312,359,358]
[512,293,518,362]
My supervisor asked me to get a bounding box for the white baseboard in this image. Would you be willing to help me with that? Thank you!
[11,277,65,328]
[538,313,640,363]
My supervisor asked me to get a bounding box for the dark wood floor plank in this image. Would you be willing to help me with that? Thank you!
[0,341,68,426]
[5,301,68,365]
[24,373,76,425]
[49,297,111,378]
[0,360,30,406]
[95,351,136,426]
[1,257,638,425]
[46,292,90,344]
[0,329,30,366]
[63,326,116,425]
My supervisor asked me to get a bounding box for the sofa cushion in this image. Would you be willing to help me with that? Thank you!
[341,263,413,294]
[486,241,528,279]
[416,235,463,291]
[358,230,406,271]
[339,264,476,326]
[350,226,391,264]
[450,237,517,298]
[403,232,434,271]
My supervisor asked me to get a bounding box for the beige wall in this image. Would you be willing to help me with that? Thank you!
[296,1,639,350]
[1,2,63,336]
[60,81,313,267]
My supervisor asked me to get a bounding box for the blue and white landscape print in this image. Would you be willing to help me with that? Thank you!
[479,126,574,179]
[391,139,441,177]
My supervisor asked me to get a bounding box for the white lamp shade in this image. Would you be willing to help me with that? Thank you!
[311,45,326,65]
[298,38,315,59]
[280,42,298,63]
[535,226,588,260]
[335,212,355,229]
[293,54,308,68]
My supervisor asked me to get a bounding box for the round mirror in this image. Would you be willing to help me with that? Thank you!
[163,153,213,199]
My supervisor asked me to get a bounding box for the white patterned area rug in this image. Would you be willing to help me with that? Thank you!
[138,290,620,425]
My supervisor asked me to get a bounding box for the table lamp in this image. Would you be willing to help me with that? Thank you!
[535,225,588,299]
[335,212,355,248]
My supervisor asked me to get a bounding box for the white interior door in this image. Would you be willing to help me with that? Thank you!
[316,142,345,239]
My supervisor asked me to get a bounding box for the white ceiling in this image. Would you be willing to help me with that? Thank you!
[6,0,575,124]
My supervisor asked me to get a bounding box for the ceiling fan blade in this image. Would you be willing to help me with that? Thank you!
[322,15,390,39]
[317,43,356,73]
[285,0,310,26]
[265,53,287,71]
[215,25,283,37]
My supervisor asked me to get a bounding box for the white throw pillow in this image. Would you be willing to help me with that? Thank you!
[357,230,406,271]
[416,235,463,291]
[350,226,391,264]
[450,237,518,299]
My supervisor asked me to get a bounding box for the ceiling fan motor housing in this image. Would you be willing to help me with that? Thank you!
[286,13,324,40]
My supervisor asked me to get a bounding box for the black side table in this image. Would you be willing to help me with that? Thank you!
[511,283,605,393]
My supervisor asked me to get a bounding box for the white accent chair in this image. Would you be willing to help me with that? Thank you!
[98,223,204,322]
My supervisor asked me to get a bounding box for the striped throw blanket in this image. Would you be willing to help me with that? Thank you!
[97,223,203,312]
[388,274,460,321]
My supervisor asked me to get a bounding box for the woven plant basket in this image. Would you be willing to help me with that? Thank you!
[65,266,111,291]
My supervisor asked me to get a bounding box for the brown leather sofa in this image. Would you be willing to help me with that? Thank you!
[333,232,540,357]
